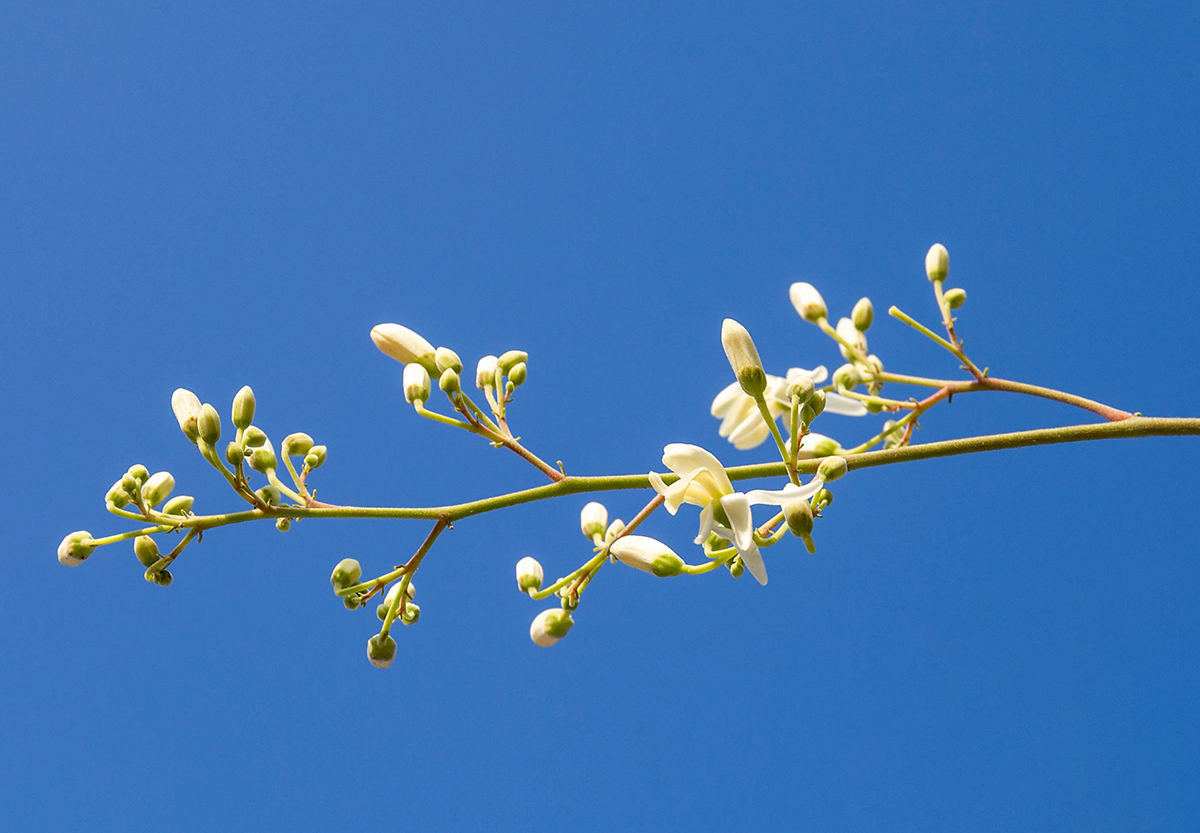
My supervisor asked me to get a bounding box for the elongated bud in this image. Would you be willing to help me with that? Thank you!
[476,355,499,390]
[580,502,608,539]
[497,350,528,373]
[243,426,267,448]
[833,363,860,391]
[836,317,867,360]
[197,403,221,445]
[439,368,461,395]
[225,442,244,466]
[367,634,398,669]
[530,608,575,647]
[817,455,848,482]
[925,243,949,282]
[232,385,256,430]
[852,297,874,331]
[58,531,96,566]
[282,433,314,457]
[944,287,967,309]
[610,535,687,577]
[249,442,277,473]
[435,346,463,375]
[305,445,327,469]
[788,282,828,323]
[515,556,544,593]
[127,464,149,485]
[786,376,815,405]
[403,363,431,405]
[783,500,814,537]
[141,471,175,508]
[171,389,202,444]
[371,323,438,373]
[162,495,194,516]
[106,480,132,508]
[330,558,362,588]
[133,535,160,568]
[720,318,767,398]
[507,362,527,387]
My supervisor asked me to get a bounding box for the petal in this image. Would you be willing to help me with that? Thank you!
[729,413,772,450]
[693,503,716,545]
[662,444,733,496]
[719,492,755,552]
[744,478,824,506]
[717,395,757,438]
[823,393,869,416]
[788,366,828,385]
[739,543,768,585]
[710,381,744,418]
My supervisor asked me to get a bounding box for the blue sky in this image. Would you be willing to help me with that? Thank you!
[5,2,1200,829]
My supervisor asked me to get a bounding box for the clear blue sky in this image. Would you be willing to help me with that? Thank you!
[5,2,1200,829]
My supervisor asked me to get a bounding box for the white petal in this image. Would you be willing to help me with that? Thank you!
[648,471,671,501]
[788,366,828,385]
[662,444,733,496]
[729,413,772,450]
[693,502,716,545]
[740,543,768,585]
[718,395,757,438]
[823,393,869,416]
[719,492,755,552]
[744,478,824,506]
[710,381,744,418]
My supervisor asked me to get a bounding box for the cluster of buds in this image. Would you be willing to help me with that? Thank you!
[330,557,422,669]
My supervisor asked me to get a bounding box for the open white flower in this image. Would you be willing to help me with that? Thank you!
[710,366,866,450]
[648,443,824,585]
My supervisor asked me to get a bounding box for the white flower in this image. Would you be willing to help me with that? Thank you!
[648,443,824,585]
[579,502,608,539]
[710,366,866,450]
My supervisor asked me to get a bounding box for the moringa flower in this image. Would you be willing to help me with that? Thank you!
[710,366,866,450]
[648,443,824,585]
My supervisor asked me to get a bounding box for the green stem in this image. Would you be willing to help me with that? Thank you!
[379,517,447,639]
[754,394,797,484]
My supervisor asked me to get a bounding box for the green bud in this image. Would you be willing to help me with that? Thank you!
[925,243,949,282]
[866,401,883,414]
[162,495,194,516]
[243,426,267,448]
[813,488,834,512]
[152,569,173,587]
[121,472,140,494]
[367,633,398,668]
[944,287,967,309]
[400,602,420,625]
[507,362,527,387]
[225,442,244,466]
[728,557,745,579]
[256,485,281,506]
[852,297,874,332]
[799,404,817,426]
[786,376,815,405]
[783,500,814,537]
[817,455,848,482]
[305,445,327,469]
[106,480,132,508]
[376,603,389,621]
[330,558,362,588]
[343,595,363,610]
[529,608,575,647]
[882,420,903,450]
[435,346,463,375]
[720,319,767,398]
[232,385,256,430]
[580,502,608,539]
[127,465,149,485]
[275,518,290,532]
[57,531,96,566]
[497,350,528,374]
[809,389,827,417]
[133,535,160,568]
[197,403,221,445]
[438,368,461,395]
[833,363,861,391]
[141,471,175,508]
[516,556,544,593]
[282,433,314,457]
[249,444,278,473]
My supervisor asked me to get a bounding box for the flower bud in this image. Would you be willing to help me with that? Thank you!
[256,485,281,505]
[435,346,463,375]
[370,323,438,374]
[944,287,967,309]
[162,495,194,516]
[152,569,173,587]
[282,433,314,457]
[106,480,132,508]
[783,499,814,537]
[813,488,834,511]
[127,464,149,485]
[833,363,861,391]
[305,445,327,469]
[865,354,884,375]
[197,404,221,445]
[497,350,528,373]
[121,473,140,494]
[507,362,527,387]
[403,363,431,405]
[438,368,461,395]
[604,519,626,541]
[786,376,814,405]
[133,535,160,568]
[580,502,608,539]
[516,556,544,593]
[330,558,362,588]
[249,442,277,473]
[835,317,867,360]
[58,531,96,566]
[384,581,417,607]
[728,557,745,579]
[344,594,363,610]
[817,455,848,482]
[243,426,267,448]
[852,297,874,331]
[475,355,499,390]
[610,535,687,577]
[225,442,244,466]
[141,471,175,508]
[925,243,949,282]
[231,385,256,430]
[882,420,903,450]
[275,518,290,532]
[367,633,398,668]
[171,389,202,443]
[529,608,575,647]
[809,389,827,417]
[789,282,828,323]
[720,318,767,398]
[400,602,420,625]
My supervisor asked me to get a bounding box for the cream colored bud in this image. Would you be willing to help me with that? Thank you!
[162,495,194,516]
[788,282,828,323]
[197,403,221,445]
[403,363,431,405]
[127,464,149,485]
[171,389,202,443]
[58,531,96,566]
[944,287,967,309]
[580,502,608,539]
[817,455,848,482]
[515,556,544,593]
[282,433,314,457]
[106,480,132,508]
[371,323,438,373]
[833,363,861,391]
[852,297,874,331]
[508,362,527,387]
[604,519,626,541]
[231,385,256,430]
[384,581,416,607]
[835,317,867,360]
[435,346,463,375]
[786,376,815,405]
[497,350,528,373]
[529,608,575,647]
[475,355,499,390]
[610,535,687,577]
[720,318,767,398]
[133,535,160,568]
[925,243,949,282]
[141,471,175,508]
[438,368,461,395]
